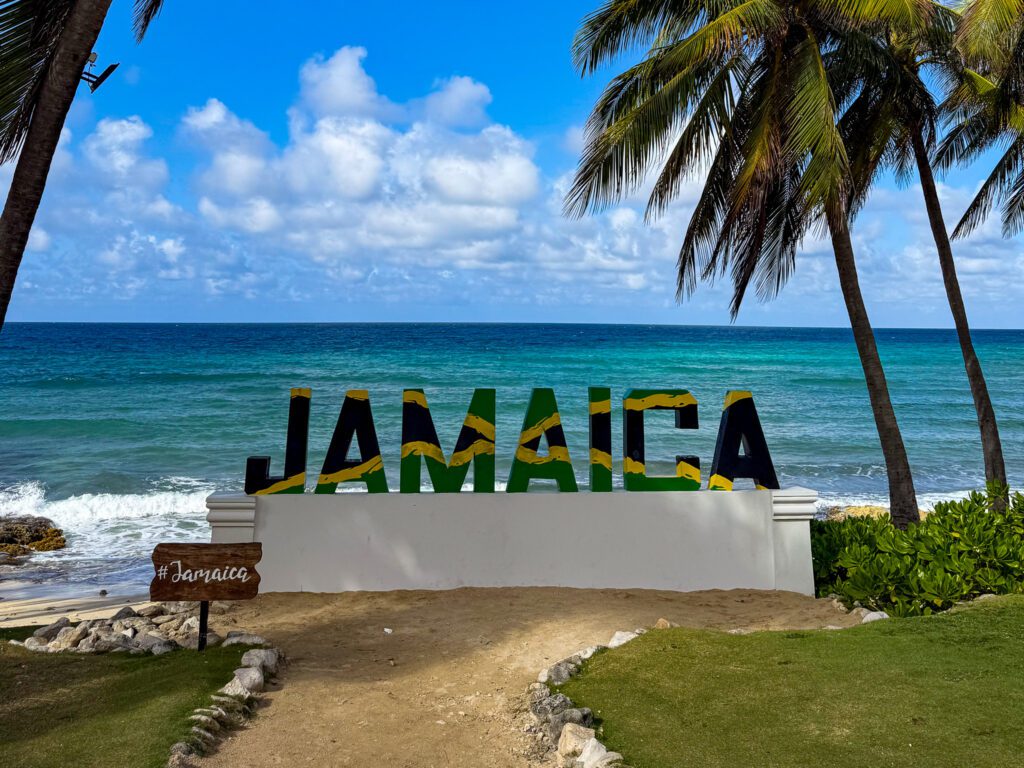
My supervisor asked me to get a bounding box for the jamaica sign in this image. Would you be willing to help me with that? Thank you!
[244,388,778,495]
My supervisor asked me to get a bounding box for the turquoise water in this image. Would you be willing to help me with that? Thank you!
[1,322,1022,597]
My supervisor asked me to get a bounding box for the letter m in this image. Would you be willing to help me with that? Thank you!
[400,389,496,493]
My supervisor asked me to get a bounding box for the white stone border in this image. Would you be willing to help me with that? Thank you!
[168,646,283,767]
[527,628,654,768]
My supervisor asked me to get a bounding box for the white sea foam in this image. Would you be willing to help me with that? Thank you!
[0,481,214,595]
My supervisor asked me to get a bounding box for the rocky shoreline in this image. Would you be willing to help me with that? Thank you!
[8,600,267,655]
[0,514,66,564]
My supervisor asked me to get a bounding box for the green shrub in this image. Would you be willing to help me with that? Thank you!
[811,488,1024,616]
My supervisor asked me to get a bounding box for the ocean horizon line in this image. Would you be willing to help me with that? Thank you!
[4,320,1023,333]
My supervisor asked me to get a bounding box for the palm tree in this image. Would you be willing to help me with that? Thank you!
[0,0,164,331]
[831,5,1007,494]
[936,1,1024,239]
[567,0,923,527]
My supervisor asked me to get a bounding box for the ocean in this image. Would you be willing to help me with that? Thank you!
[1,322,1022,599]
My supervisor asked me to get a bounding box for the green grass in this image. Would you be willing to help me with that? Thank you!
[0,629,250,768]
[559,597,1024,768]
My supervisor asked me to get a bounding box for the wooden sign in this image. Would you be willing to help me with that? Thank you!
[150,543,262,602]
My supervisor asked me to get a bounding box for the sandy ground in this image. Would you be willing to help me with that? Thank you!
[0,593,150,627]
[191,588,857,767]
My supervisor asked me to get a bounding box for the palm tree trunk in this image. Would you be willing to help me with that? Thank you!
[910,130,1007,498]
[826,208,920,528]
[0,0,113,331]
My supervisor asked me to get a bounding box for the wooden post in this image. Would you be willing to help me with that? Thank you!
[198,600,209,652]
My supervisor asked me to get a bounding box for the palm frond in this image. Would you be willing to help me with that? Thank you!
[0,0,75,162]
[132,0,163,42]
[951,132,1024,237]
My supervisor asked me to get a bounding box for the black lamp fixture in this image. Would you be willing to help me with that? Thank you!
[80,52,119,93]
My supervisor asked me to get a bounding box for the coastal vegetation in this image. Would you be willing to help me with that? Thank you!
[0,626,247,768]
[558,596,1024,768]
[568,0,1020,526]
[812,488,1024,615]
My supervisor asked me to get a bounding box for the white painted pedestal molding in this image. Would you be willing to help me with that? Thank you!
[206,492,256,544]
[206,487,819,595]
[770,486,819,595]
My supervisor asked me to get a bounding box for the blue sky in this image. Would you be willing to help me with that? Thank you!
[2,0,1021,327]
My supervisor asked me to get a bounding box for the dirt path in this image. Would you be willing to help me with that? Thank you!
[202,588,855,767]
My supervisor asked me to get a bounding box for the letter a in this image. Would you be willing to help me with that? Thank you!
[316,390,389,493]
[709,391,779,490]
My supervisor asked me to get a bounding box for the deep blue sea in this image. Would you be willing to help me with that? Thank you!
[1,322,1022,598]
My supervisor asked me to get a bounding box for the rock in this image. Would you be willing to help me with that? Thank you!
[189,714,221,732]
[653,617,677,629]
[0,515,65,551]
[136,603,165,618]
[168,752,197,768]
[530,692,572,721]
[577,645,603,660]
[545,707,593,743]
[32,616,69,641]
[232,666,265,694]
[150,640,177,655]
[7,639,22,646]
[204,631,224,647]
[190,726,217,746]
[85,629,133,653]
[591,754,625,768]
[829,597,849,613]
[727,628,753,635]
[209,601,232,614]
[576,737,608,767]
[50,623,89,651]
[152,613,179,626]
[539,660,578,686]
[210,695,248,714]
[222,632,268,647]
[976,593,998,601]
[135,631,170,651]
[110,606,137,621]
[219,678,253,699]
[179,616,200,634]
[558,723,595,758]
[176,631,223,650]
[194,706,241,727]
[162,601,200,615]
[116,616,155,631]
[607,630,638,649]
[241,648,280,676]
[0,550,28,566]
[861,611,890,624]
[23,636,51,653]
[169,742,194,758]
[825,625,844,631]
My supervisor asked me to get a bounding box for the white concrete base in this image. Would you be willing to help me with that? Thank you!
[206,487,817,595]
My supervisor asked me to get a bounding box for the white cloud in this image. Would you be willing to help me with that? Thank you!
[297,47,399,120]
[5,43,1024,328]
[420,76,492,128]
